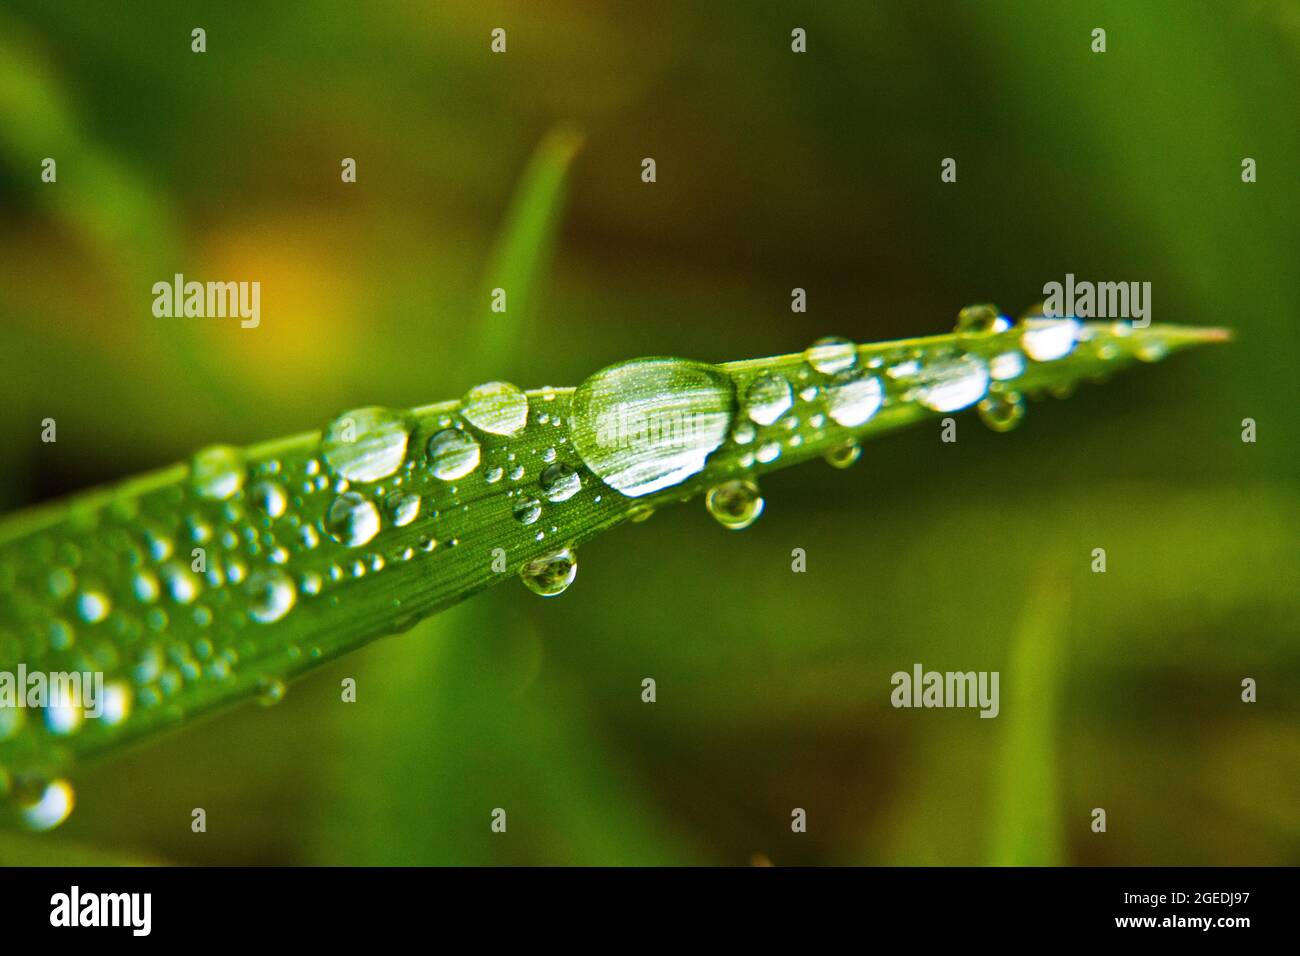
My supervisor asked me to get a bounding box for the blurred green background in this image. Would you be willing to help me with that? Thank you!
[0,1,1296,865]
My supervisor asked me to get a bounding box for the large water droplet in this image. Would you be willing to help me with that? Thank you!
[461,381,529,436]
[989,351,1026,381]
[325,492,381,547]
[805,337,858,375]
[513,496,542,525]
[191,445,246,500]
[520,547,577,596]
[246,569,297,623]
[568,358,735,498]
[322,407,410,483]
[744,372,793,426]
[977,390,1026,432]
[913,355,990,412]
[705,479,765,530]
[824,375,883,427]
[540,463,582,502]
[426,428,481,481]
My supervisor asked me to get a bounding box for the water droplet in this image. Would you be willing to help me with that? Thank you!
[461,381,529,436]
[1020,317,1080,362]
[191,445,246,500]
[426,428,481,481]
[824,442,862,469]
[246,569,297,623]
[513,496,542,525]
[540,463,582,502]
[324,492,381,547]
[1136,338,1168,362]
[257,676,287,706]
[249,480,288,518]
[744,372,794,426]
[914,355,990,412]
[132,571,160,603]
[732,421,756,445]
[569,358,735,498]
[322,407,410,483]
[706,479,765,530]
[824,375,883,427]
[520,547,577,596]
[977,390,1026,432]
[383,491,421,527]
[161,562,201,604]
[805,336,857,375]
[989,351,1026,381]
[756,441,781,464]
[76,591,110,623]
[954,303,1011,337]
[18,778,75,831]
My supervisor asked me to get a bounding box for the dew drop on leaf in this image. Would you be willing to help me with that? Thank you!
[191,445,246,501]
[520,546,577,596]
[324,492,381,547]
[426,428,481,481]
[706,479,765,530]
[824,375,883,427]
[913,355,990,412]
[461,381,530,436]
[804,336,858,375]
[321,407,410,483]
[977,390,1026,432]
[744,371,793,426]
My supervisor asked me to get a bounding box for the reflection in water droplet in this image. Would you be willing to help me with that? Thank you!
[325,492,381,547]
[1020,317,1080,362]
[914,355,990,412]
[461,381,530,436]
[76,591,110,623]
[824,375,883,427]
[246,569,297,623]
[521,546,577,596]
[977,391,1026,432]
[744,372,794,426]
[805,337,858,375]
[540,463,582,502]
[427,429,481,481]
[322,408,410,483]
[824,442,862,469]
[569,358,735,498]
[191,446,246,500]
[705,479,765,530]
[756,441,781,464]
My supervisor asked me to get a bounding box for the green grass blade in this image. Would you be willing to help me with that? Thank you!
[0,317,1228,823]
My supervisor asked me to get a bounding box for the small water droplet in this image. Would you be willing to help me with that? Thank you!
[325,492,381,547]
[427,428,481,480]
[914,355,990,412]
[540,463,582,502]
[1136,338,1168,362]
[756,440,781,464]
[249,480,288,518]
[383,491,421,527]
[520,547,577,596]
[18,778,75,831]
[513,496,542,525]
[191,445,246,500]
[824,442,862,469]
[706,479,765,530]
[461,381,530,436]
[977,390,1026,432]
[76,591,110,623]
[322,407,410,483]
[824,375,883,427]
[744,372,794,426]
[246,569,297,623]
[805,336,858,375]
[257,676,287,706]
[954,303,1011,337]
